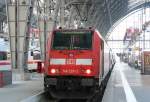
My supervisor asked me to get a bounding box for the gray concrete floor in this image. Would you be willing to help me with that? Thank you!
[1,57,150,102]
[102,57,150,102]
[0,73,43,102]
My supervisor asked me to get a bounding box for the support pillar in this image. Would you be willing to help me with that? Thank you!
[38,0,60,62]
[6,0,31,80]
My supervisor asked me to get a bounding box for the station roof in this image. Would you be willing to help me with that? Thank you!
[1,0,150,38]
[83,0,150,38]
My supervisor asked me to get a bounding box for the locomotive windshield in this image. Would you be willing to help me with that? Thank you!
[52,31,92,50]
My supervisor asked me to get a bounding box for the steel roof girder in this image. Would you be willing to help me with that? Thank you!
[86,0,98,22]
[110,0,127,13]
[86,5,103,25]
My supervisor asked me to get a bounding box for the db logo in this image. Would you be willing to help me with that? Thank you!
[66,59,76,64]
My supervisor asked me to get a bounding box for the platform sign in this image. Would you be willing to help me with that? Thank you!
[142,51,150,74]
[144,53,150,66]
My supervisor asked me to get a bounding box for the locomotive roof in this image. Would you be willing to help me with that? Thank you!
[54,29,94,32]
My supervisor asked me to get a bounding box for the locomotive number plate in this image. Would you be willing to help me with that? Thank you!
[62,69,78,73]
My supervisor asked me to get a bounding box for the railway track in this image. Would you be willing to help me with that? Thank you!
[21,79,109,102]
[21,86,105,102]
[21,67,112,102]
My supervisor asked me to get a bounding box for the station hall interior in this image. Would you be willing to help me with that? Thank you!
[1,0,150,102]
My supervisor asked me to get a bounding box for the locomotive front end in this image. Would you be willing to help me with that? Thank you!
[44,29,100,99]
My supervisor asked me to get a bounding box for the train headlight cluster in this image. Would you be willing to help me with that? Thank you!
[80,68,92,75]
[50,68,59,74]
[85,69,91,74]
[51,69,56,74]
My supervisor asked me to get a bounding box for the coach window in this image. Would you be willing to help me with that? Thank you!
[0,52,7,60]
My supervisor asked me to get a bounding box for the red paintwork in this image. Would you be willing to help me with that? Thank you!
[0,61,11,65]
[44,29,104,78]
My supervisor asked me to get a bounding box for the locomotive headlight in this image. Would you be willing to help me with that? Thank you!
[50,68,59,74]
[51,69,56,74]
[85,69,91,74]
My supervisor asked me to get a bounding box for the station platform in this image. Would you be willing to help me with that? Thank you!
[0,73,43,102]
[102,57,150,102]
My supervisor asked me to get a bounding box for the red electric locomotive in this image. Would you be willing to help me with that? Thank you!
[44,28,115,99]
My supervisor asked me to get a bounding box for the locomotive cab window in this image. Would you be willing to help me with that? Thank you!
[52,31,92,50]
